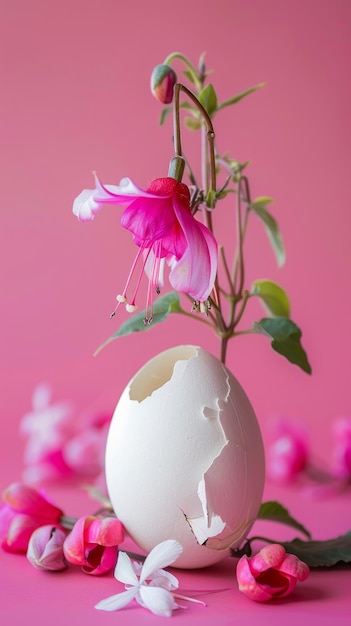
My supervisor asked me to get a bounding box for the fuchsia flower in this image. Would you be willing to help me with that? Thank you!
[73,174,217,322]
[267,418,309,484]
[63,515,124,575]
[27,525,68,571]
[0,483,64,552]
[236,544,309,602]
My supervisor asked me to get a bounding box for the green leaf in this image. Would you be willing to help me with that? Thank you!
[198,83,218,116]
[250,200,285,267]
[217,82,265,112]
[159,106,172,126]
[94,292,182,355]
[185,117,202,131]
[251,279,291,317]
[253,317,312,374]
[280,532,351,567]
[258,501,311,539]
[183,69,196,85]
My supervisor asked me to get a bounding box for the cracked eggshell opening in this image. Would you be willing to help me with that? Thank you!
[105,345,265,569]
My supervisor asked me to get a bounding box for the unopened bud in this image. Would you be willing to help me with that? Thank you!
[150,64,177,104]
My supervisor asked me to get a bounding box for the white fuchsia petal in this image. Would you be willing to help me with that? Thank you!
[138,585,179,617]
[95,588,137,612]
[139,539,183,583]
[114,550,139,586]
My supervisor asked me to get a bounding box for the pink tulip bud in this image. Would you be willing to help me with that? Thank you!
[27,525,68,571]
[0,483,64,552]
[150,64,177,104]
[63,515,124,575]
[236,544,309,602]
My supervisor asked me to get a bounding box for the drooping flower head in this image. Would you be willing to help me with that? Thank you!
[150,64,177,104]
[236,544,309,602]
[73,173,217,323]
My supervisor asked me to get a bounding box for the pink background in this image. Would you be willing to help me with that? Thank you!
[1,1,351,623]
[1,0,350,473]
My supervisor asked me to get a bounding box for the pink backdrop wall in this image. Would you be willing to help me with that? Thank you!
[1,0,350,483]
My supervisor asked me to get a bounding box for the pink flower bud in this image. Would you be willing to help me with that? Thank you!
[331,416,351,478]
[27,525,68,571]
[0,483,64,552]
[63,515,124,575]
[267,419,309,484]
[150,64,177,104]
[236,544,309,602]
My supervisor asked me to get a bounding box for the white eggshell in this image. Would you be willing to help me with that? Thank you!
[105,345,265,568]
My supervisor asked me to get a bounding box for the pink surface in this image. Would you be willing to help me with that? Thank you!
[1,0,351,623]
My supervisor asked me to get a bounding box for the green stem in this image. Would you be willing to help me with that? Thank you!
[163,52,202,90]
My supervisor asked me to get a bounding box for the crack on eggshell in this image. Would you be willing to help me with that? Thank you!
[185,371,232,545]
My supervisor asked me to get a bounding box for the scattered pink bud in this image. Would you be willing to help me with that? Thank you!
[150,64,177,103]
[267,418,309,484]
[63,515,124,575]
[27,525,68,571]
[236,544,309,602]
[331,416,351,478]
[0,483,64,552]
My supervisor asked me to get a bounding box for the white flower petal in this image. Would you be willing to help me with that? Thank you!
[139,586,178,617]
[114,551,139,586]
[72,189,100,221]
[150,570,179,590]
[140,540,183,583]
[95,588,137,612]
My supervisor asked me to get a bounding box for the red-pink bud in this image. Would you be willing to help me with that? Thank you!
[150,64,177,104]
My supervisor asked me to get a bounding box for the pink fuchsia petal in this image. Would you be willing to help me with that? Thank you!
[27,525,67,571]
[279,552,310,582]
[169,210,218,300]
[3,483,63,521]
[63,516,122,575]
[236,555,275,602]
[2,513,41,552]
[83,544,119,575]
[84,516,124,546]
[62,516,86,565]
[249,543,286,573]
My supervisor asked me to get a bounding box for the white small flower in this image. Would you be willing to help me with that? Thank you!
[95,539,183,617]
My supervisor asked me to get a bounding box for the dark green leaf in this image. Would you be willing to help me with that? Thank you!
[198,83,218,116]
[281,532,351,567]
[253,317,312,374]
[251,279,290,317]
[250,199,285,267]
[217,82,265,112]
[258,501,311,539]
[94,292,182,355]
